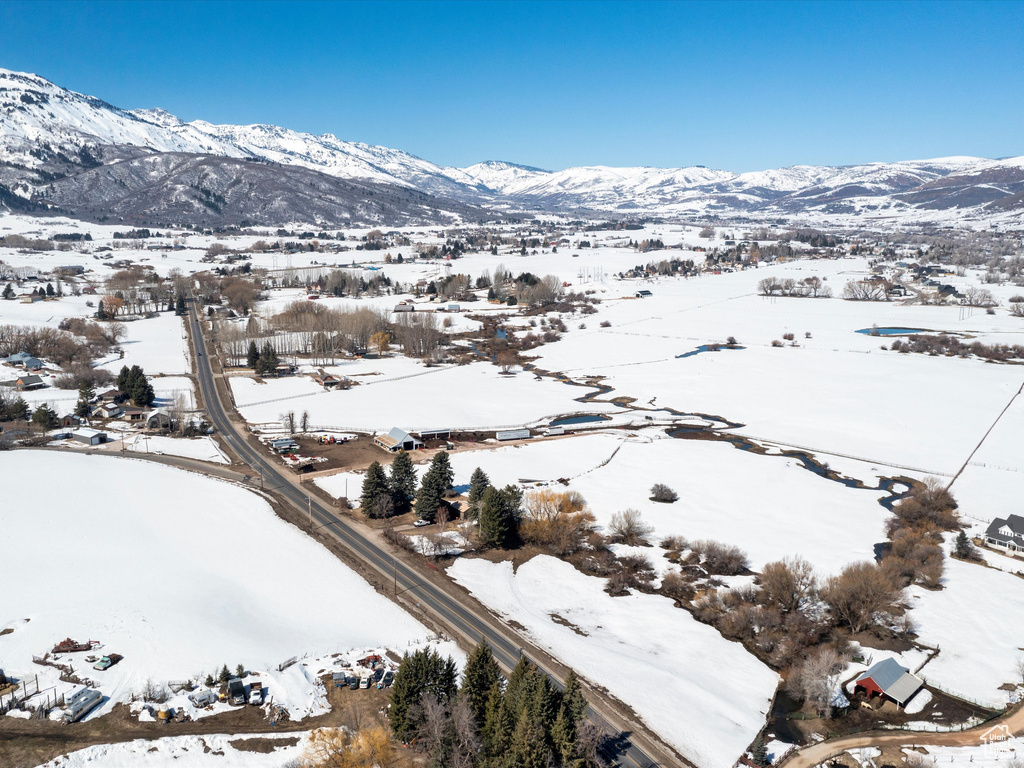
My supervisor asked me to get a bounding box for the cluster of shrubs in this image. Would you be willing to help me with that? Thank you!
[889,334,1024,361]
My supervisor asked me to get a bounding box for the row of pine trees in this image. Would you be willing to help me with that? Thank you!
[389,640,599,768]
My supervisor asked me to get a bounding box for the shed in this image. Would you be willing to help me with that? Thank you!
[418,428,451,441]
[374,427,423,452]
[854,658,924,707]
[634,290,653,298]
[71,428,107,446]
[122,406,147,423]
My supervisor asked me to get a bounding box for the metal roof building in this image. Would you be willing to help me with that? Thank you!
[374,427,423,453]
[855,658,924,707]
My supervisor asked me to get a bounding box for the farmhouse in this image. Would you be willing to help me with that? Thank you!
[374,427,423,453]
[4,352,43,370]
[15,374,45,391]
[984,514,1024,555]
[146,410,173,430]
[854,658,924,708]
[93,402,124,419]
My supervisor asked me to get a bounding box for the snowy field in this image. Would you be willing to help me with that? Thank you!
[909,553,1024,707]
[123,434,229,463]
[38,732,311,768]
[449,555,779,768]
[96,312,192,376]
[319,432,899,576]
[230,363,615,432]
[1,451,460,721]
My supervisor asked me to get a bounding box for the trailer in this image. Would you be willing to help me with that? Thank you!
[62,688,102,723]
[496,429,530,441]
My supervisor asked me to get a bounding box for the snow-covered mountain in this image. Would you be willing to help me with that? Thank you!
[1,66,1022,226]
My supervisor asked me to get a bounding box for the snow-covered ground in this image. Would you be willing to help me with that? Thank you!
[123,434,229,463]
[1,451,461,721]
[96,312,192,376]
[37,731,312,768]
[909,553,1024,708]
[449,555,779,768]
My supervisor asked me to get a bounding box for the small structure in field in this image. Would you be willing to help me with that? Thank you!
[374,427,423,453]
[854,658,924,708]
[634,290,653,299]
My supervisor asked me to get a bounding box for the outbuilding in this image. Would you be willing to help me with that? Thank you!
[374,427,423,453]
[854,658,924,708]
[15,374,45,391]
[496,429,530,441]
[634,290,653,299]
[71,428,107,446]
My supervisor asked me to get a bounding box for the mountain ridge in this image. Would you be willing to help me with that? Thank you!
[2,66,1022,226]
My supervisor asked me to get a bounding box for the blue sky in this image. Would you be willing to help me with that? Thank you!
[2,0,1022,172]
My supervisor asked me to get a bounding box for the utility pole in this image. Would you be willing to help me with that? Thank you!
[394,559,397,597]
[308,493,312,528]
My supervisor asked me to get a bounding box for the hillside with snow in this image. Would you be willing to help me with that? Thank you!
[1,66,1023,226]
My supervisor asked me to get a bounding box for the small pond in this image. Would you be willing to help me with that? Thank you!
[855,327,930,336]
[676,344,745,359]
[549,414,611,427]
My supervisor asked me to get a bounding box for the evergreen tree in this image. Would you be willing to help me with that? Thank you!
[129,376,155,407]
[954,530,975,559]
[478,485,522,549]
[552,671,587,765]
[481,679,513,760]
[390,647,458,742]
[415,451,453,522]
[503,656,534,716]
[74,381,95,418]
[460,639,503,730]
[510,706,550,768]
[246,340,259,369]
[258,343,279,375]
[116,365,131,391]
[2,283,13,300]
[468,466,490,516]
[45,282,55,297]
[31,403,59,430]
[360,461,391,516]
[175,294,186,314]
[751,736,770,768]
[218,664,230,683]
[388,450,418,512]
[96,299,106,320]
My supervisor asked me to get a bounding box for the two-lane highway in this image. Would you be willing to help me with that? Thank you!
[185,302,675,768]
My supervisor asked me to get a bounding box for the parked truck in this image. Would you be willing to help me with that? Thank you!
[248,681,264,705]
[62,688,103,723]
[227,677,246,706]
[92,653,123,671]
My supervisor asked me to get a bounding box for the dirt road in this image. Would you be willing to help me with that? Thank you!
[781,703,1024,768]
